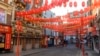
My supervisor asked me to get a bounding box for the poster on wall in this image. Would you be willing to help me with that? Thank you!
[0,8,6,24]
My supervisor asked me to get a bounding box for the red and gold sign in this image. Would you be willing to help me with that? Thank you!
[5,34,11,49]
[0,25,11,33]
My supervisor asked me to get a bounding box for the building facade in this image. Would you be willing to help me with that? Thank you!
[86,0,100,53]
[11,0,44,53]
[0,0,13,52]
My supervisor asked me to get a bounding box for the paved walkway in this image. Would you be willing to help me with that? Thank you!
[0,44,81,56]
[84,46,99,56]
[0,44,99,56]
[0,48,48,56]
[25,44,81,56]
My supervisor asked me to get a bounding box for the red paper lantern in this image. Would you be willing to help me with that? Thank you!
[15,12,19,16]
[63,0,67,7]
[63,3,67,7]
[35,0,40,4]
[44,0,48,6]
[82,1,85,7]
[69,2,72,7]
[19,12,24,16]
[16,21,22,26]
[27,0,31,3]
[80,9,84,14]
[73,11,79,16]
[84,7,89,12]
[58,0,62,6]
[16,21,22,32]
[24,0,27,3]
[74,1,77,7]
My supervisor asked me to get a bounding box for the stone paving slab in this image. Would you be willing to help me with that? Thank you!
[1,45,98,56]
[0,48,48,56]
[84,46,99,56]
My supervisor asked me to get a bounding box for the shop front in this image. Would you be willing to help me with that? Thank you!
[0,24,12,52]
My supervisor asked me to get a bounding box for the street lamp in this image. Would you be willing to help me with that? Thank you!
[79,9,85,56]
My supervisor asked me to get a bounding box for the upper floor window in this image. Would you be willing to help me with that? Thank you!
[8,0,13,5]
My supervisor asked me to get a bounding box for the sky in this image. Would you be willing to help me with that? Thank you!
[49,0,88,16]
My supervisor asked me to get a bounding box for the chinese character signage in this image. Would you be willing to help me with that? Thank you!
[5,33,11,49]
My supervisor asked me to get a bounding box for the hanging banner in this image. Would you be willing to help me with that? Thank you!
[5,33,11,49]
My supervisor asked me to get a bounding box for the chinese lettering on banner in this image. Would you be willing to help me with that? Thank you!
[5,33,11,49]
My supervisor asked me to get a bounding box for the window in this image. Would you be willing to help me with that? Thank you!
[0,36,4,43]
[0,9,6,24]
[8,0,13,5]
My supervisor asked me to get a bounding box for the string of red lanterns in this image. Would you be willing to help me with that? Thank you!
[42,15,95,32]
[16,0,69,16]
[15,0,100,33]
[16,0,100,17]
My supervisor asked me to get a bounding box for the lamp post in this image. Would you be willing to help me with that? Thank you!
[80,10,85,56]
[15,1,24,56]
[80,17,85,56]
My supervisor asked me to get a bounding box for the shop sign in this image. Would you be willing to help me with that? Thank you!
[0,25,5,32]
[0,25,11,33]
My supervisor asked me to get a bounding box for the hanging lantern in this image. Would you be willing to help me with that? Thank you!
[82,1,85,7]
[19,12,24,16]
[24,0,27,3]
[74,1,77,7]
[15,12,19,16]
[63,0,67,7]
[35,0,40,4]
[69,2,72,7]
[27,0,31,3]
[73,11,79,16]
[16,21,22,32]
[80,9,84,14]
[58,0,62,6]
[44,0,48,6]
[16,20,22,26]
[84,7,89,12]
